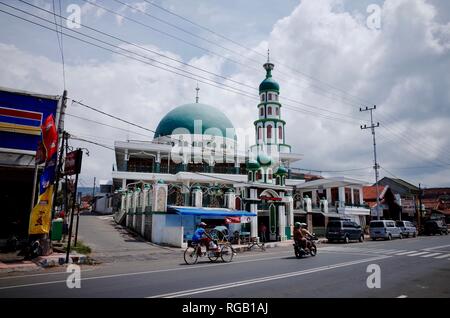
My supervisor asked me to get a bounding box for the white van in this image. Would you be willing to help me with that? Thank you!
[370,220,403,240]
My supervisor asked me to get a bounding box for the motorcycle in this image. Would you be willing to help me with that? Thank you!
[293,234,318,258]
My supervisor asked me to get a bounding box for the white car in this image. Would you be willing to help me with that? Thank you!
[370,220,403,240]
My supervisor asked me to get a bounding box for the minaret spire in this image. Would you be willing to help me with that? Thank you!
[195,82,200,103]
[267,48,270,63]
[263,48,274,78]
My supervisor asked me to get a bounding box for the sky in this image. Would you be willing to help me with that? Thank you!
[0,0,449,189]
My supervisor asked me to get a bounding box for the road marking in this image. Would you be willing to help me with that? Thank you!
[420,253,441,258]
[423,244,450,252]
[394,251,417,255]
[147,255,391,298]
[407,252,430,257]
[434,254,450,259]
[397,295,408,298]
[0,251,309,290]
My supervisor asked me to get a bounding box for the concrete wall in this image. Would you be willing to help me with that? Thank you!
[151,214,184,247]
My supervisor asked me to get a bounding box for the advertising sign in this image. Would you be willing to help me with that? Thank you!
[29,185,54,234]
[64,149,83,176]
[0,88,61,153]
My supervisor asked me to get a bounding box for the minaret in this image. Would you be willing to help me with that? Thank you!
[254,51,291,154]
[195,82,200,103]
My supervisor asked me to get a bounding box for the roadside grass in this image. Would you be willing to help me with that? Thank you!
[64,240,92,255]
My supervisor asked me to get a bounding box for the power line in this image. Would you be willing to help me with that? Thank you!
[52,0,65,90]
[139,0,373,107]
[91,0,370,110]
[1,3,367,127]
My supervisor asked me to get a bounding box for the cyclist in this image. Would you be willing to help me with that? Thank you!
[192,222,219,255]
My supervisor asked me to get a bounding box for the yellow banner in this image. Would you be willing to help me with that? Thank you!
[29,185,54,235]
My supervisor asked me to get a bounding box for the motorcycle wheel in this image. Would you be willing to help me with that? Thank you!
[310,245,317,256]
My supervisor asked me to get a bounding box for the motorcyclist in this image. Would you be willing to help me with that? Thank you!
[293,222,306,253]
[300,223,313,249]
[192,222,218,255]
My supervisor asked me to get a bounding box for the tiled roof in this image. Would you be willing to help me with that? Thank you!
[363,185,388,200]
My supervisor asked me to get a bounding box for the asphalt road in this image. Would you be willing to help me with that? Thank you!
[0,234,449,298]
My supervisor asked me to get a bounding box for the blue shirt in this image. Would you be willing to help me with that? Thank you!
[192,228,205,242]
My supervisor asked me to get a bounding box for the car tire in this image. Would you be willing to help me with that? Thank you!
[328,239,334,243]
[413,232,417,238]
[359,234,364,242]
[344,235,349,244]
[372,238,376,241]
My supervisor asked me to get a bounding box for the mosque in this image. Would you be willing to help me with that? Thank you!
[111,57,370,247]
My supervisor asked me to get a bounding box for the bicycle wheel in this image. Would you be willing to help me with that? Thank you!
[220,244,234,263]
[207,250,220,262]
[184,246,199,265]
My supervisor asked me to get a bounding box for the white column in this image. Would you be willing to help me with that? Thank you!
[326,188,332,205]
[338,187,345,207]
[278,205,286,241]
[311,190,317,209]
[351,188,355,205]
[287,196,294,239]
[359,187,364,205]
[121,179,126,189]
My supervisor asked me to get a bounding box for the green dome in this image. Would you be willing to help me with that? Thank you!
[154,103,235,139]
[257,153,272,166]
[246,159,260,171]
[274,165,288,175]
[259,77,280,93]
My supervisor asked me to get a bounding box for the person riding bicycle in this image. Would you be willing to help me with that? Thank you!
[293,222,306,253]
[300,223,313,249]
[192,222,219,255]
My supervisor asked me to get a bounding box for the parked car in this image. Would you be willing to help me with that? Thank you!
[370,220,403,240]
[396,220,417,238]
[326,220,364,243]
[423,220,448,235]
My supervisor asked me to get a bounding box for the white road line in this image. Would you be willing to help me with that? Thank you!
[434,254,450,259]
[394,251,417,255]
[423,244,450,251]
[407,252,430,257]
[420,253,442,258]
[148,255,391,298]
[397,295,408,298]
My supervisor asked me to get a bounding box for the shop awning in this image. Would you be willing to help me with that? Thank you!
[168,206,257,217]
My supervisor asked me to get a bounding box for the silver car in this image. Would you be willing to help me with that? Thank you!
[396,220,417,238]
[370,220,403,240]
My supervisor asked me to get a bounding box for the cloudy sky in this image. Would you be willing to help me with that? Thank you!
[0,0,449,188]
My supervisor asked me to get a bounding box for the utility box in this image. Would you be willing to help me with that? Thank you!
[51,218,63,241]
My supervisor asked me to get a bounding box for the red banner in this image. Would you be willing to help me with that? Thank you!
[41,114,58,161]
[225,217,241,224]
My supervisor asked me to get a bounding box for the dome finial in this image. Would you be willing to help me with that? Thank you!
[267,48,270,63]
[195,82,200,103]
[263,49,274,79]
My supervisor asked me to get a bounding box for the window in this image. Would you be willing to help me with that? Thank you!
[267,125,272,139]
[256,169,262,180]
[260,94,265,102]
[353,189,360,205]
[275,107,279,115]
[278,126,283,139]
[248,171,253,182]
[268,93,272,101]
[260,107,264,116]
[268,107,272,115]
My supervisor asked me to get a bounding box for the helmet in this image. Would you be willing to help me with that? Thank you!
[198,222,207,228]
[294,222,301,228]
[301,223,307,228]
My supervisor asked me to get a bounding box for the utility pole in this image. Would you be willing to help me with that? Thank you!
[360,105,381,220]
[92,177,96,211]
[418,183,423,229]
